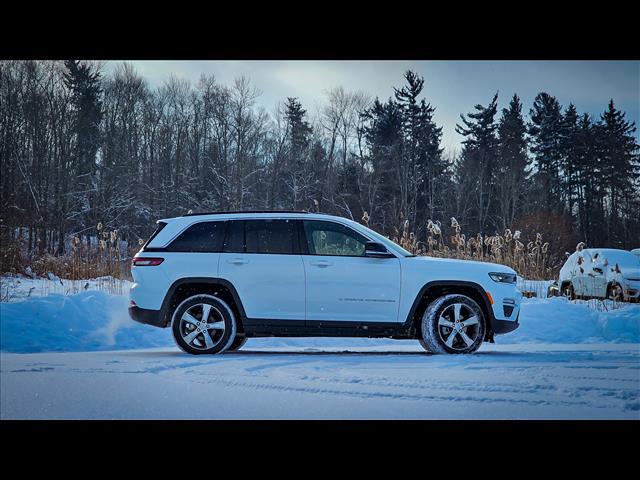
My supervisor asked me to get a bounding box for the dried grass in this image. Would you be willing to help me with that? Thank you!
[362,214,559,281]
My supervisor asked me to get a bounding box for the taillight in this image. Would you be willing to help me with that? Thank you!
[132,257,164,267]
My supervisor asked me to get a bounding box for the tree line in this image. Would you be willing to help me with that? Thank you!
[1,60,638,267]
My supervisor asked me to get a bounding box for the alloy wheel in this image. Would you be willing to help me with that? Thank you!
[178,303,226,350]
[436,302,481,351]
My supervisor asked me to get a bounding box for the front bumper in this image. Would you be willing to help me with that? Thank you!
[493,316,520,334]
[129,305,166,328]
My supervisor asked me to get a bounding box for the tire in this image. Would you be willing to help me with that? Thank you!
[564,283,576,300]
[607,283,624,302]
[418,338,432,353]
[419,294,486,354]
[225,335,248,352]
[171,294,237,355]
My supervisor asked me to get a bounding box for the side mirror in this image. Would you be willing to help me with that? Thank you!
[365,241,394,258]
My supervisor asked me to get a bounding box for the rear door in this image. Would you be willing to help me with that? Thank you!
[218,219,305,321]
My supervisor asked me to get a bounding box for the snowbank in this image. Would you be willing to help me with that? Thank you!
[0,291,171,353]
[514,297,640,344]
[1,288,639,353]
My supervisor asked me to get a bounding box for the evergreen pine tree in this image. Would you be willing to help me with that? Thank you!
[455,92,499,232]
[559,103,580,216]
[283,97,313,208]
[597,99,640,246]
[496,94,529,229]
[394,71,445,231]
[63,60,103,233]
[528,92,563,214]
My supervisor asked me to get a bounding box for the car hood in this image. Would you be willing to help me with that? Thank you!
[407,255,517,275]
[621,267,640,280]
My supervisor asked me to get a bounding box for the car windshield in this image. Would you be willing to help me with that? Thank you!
[594,250,640,268]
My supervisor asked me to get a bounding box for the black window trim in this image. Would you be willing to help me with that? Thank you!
[145,217,400,258]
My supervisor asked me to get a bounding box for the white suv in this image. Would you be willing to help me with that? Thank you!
[129,212,521,354]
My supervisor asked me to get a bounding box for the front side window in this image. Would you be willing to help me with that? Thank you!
[166,221,225,252]
[303,220,368,256]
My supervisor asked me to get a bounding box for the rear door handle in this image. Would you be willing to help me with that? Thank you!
[310,260,332,268]
[228,258,249,265]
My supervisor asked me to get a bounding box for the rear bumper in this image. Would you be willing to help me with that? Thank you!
[129,306,166,328]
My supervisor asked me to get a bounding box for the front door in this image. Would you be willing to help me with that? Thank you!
[301,220,401,323]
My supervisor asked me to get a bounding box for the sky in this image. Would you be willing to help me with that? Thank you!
[104,60,640,154]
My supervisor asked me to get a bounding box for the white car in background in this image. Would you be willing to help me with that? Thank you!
[557,248,640,302]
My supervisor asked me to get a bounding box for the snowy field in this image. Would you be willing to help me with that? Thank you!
[1,275,639,419]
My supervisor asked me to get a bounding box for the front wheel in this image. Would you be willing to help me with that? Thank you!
[607,283,624,302]
[171,294,238,355]
[419,294,485,354]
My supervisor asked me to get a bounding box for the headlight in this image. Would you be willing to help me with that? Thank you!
[489,272,517,284]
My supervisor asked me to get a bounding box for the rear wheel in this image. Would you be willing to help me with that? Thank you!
[171,294,237,355]
[419,294,485,354]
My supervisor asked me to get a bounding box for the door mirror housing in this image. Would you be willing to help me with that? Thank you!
[365,241,395,258]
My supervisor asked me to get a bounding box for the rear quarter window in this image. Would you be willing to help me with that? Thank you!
[142,221,167,249]
[165,221,226,252]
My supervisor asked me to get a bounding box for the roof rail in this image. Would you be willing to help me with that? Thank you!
[182,210,312,217]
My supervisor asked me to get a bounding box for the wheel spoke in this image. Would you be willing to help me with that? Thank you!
[201,304,212,323]
[453,303,462,321]
[206,321,225,330]
[459,330,475,347]
[183,329,200,345]
[182,312,199,326]
[445,330,458,347]
[202,329,214,349]
[463,315,479,327]
[438,316,454,328]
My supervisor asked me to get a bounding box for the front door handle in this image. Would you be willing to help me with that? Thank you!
[228,258,249,265]
[310,260,332,268]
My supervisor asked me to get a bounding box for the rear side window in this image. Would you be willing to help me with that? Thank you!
[246,219,298,254]
[223,220,244,253]
[223,219,299,254]
[165,221,225,252]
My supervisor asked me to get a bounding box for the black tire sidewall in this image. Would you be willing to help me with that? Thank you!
[171,294,237,355]
[226,335,248,352]
[421,294,485,354]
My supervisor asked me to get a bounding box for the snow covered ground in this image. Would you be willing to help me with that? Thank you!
[1,275,639,419]
[2,343,638,419]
